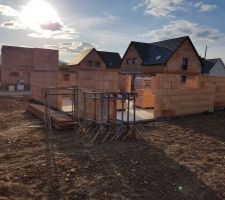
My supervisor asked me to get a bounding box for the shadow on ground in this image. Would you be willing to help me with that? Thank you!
[48,128,223,200]
[165,110,225,142]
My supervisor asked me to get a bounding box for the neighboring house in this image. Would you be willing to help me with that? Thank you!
[68,48,121,71]
[202,58,225,77]
[121,36,202,80]
[1,45,58,90]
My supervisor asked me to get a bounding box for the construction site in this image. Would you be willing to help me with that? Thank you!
[1,36,225,199]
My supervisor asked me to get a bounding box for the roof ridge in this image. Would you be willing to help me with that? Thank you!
[97,50,120,55]
[131,36,188,45]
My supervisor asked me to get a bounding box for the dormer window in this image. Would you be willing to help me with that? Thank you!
[182,58,188,70]
[155,55,162,60]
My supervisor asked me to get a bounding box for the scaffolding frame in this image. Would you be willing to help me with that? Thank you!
[43,86,138,142]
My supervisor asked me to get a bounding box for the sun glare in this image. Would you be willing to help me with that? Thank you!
[20,0,61,32]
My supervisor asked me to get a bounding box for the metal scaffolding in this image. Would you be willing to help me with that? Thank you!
[43,86,138,142]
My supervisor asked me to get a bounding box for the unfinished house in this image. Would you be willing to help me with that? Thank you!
[1,45,58,91]
[28,39,225,140]
[68,48,121,71]
[121,36,202,78]
[202,58,225,77]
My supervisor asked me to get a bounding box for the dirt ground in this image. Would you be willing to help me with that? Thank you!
[0,97,225,200]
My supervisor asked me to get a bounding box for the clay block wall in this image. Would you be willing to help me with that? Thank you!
[32,48,58,71]
[154,74,216,118]
[79,69,119,92]
[134,77,154,91]
[31,70,78,109]
[119,74,132,93]
[58,71,78,88]
[166,39,202,74]
[136,89,155,108]
[1,46,58,90]
[78,93,116,121]
[31,70,58,107]
[208,76,225,109]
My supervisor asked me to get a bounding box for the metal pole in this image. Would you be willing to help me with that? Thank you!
[133,93,136,123]
[127,93,130,124]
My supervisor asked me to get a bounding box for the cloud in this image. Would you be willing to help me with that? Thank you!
[135,0,184,17]
[0,5,19,17]
[71,12,118,30]
[40,22,63,31]
[28,26,78,40]
[142,20,223,42]
[44,41,96,54]
[194,1,217,12]
[0,3,78,40]
[0,20,26,29]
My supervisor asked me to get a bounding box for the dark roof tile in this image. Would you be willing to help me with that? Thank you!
[97,51,121,68]
[202,58,221,73]
[131,36,188,65]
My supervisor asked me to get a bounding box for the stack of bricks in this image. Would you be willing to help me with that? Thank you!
[119,74,132,93]
[154,74,216,118]
[78,92,116,122]
[134,77,154,91]
[136,89,155,108]
[78,69,119,92]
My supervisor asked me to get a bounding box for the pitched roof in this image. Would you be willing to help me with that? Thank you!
[125,36,201,66]
[97,51,121,68]
[202,58,222,73]
[68,48,121,68]
[68,48,93,66]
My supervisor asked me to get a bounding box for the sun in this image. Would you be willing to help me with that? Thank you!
[20,0,61,33]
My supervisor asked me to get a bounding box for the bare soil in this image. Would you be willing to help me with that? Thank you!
[0,97,225,200]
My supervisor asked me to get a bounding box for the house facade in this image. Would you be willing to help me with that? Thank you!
[68,48,121,71]
[121,36,202,79]
[1,45,58,90]
[203,58,225,77]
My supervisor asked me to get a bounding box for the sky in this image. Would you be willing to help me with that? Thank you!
[0,0,225,62]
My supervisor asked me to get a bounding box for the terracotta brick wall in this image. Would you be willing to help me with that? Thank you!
[78,69,119,92]
[78,93,116,122]
[154,74,215,118]
[1,46,58,90]
[31,70,58,105]
[166,40,201,75]
[208,77,225,108]
[57,71,78,88]
[119,74,132,93]
[33,48,58,71]
[31,70,78,109]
